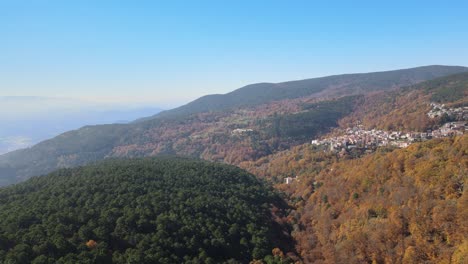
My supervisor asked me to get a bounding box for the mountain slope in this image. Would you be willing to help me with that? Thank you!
[281,135,467,263]
[0,157,293,263]
[154,65,468,118]
[1,65,467,186]
[239,132,467,263]
[339,71,468,131]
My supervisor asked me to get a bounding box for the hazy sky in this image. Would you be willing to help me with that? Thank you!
[1,0,468,107]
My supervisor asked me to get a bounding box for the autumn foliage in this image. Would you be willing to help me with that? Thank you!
[86,240,97,249]
[251,135,467,263]
[340,72,468,132]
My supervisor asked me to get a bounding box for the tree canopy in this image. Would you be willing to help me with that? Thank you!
[0,157,292,263]
[247,135,468,264]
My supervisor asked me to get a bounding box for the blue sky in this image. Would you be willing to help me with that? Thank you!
[1,0,467,107]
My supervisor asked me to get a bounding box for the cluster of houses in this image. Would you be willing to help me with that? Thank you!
[286,121,466,184]
[285,104,468,184]
[231,128,254,135]
[311,122,467,152]
[427,103,468,120]
[284,175,299,184]
[432,122,466,137]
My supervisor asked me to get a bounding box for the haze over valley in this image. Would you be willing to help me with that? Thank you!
[0,96,162,154]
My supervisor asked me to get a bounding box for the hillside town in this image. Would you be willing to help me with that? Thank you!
[311,121,466,152]
[311,101,467,153]
[427,103,468,120]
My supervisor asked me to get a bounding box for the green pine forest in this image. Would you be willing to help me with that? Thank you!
[0,158,293,264]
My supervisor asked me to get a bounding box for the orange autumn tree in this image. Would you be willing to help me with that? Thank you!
[86,240,97,249]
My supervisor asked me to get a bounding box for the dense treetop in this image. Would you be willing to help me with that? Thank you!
[0,157,293,264]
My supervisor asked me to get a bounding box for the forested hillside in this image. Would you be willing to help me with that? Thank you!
[0,158,295,264]
[0,67,467,264]
[243,135,467,263]
[339,72,468,131]
[0,66,467,186]
[0,96,359,185]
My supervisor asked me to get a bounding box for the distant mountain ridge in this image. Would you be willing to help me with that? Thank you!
[0,65,467,186]
[152,65,468,119]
